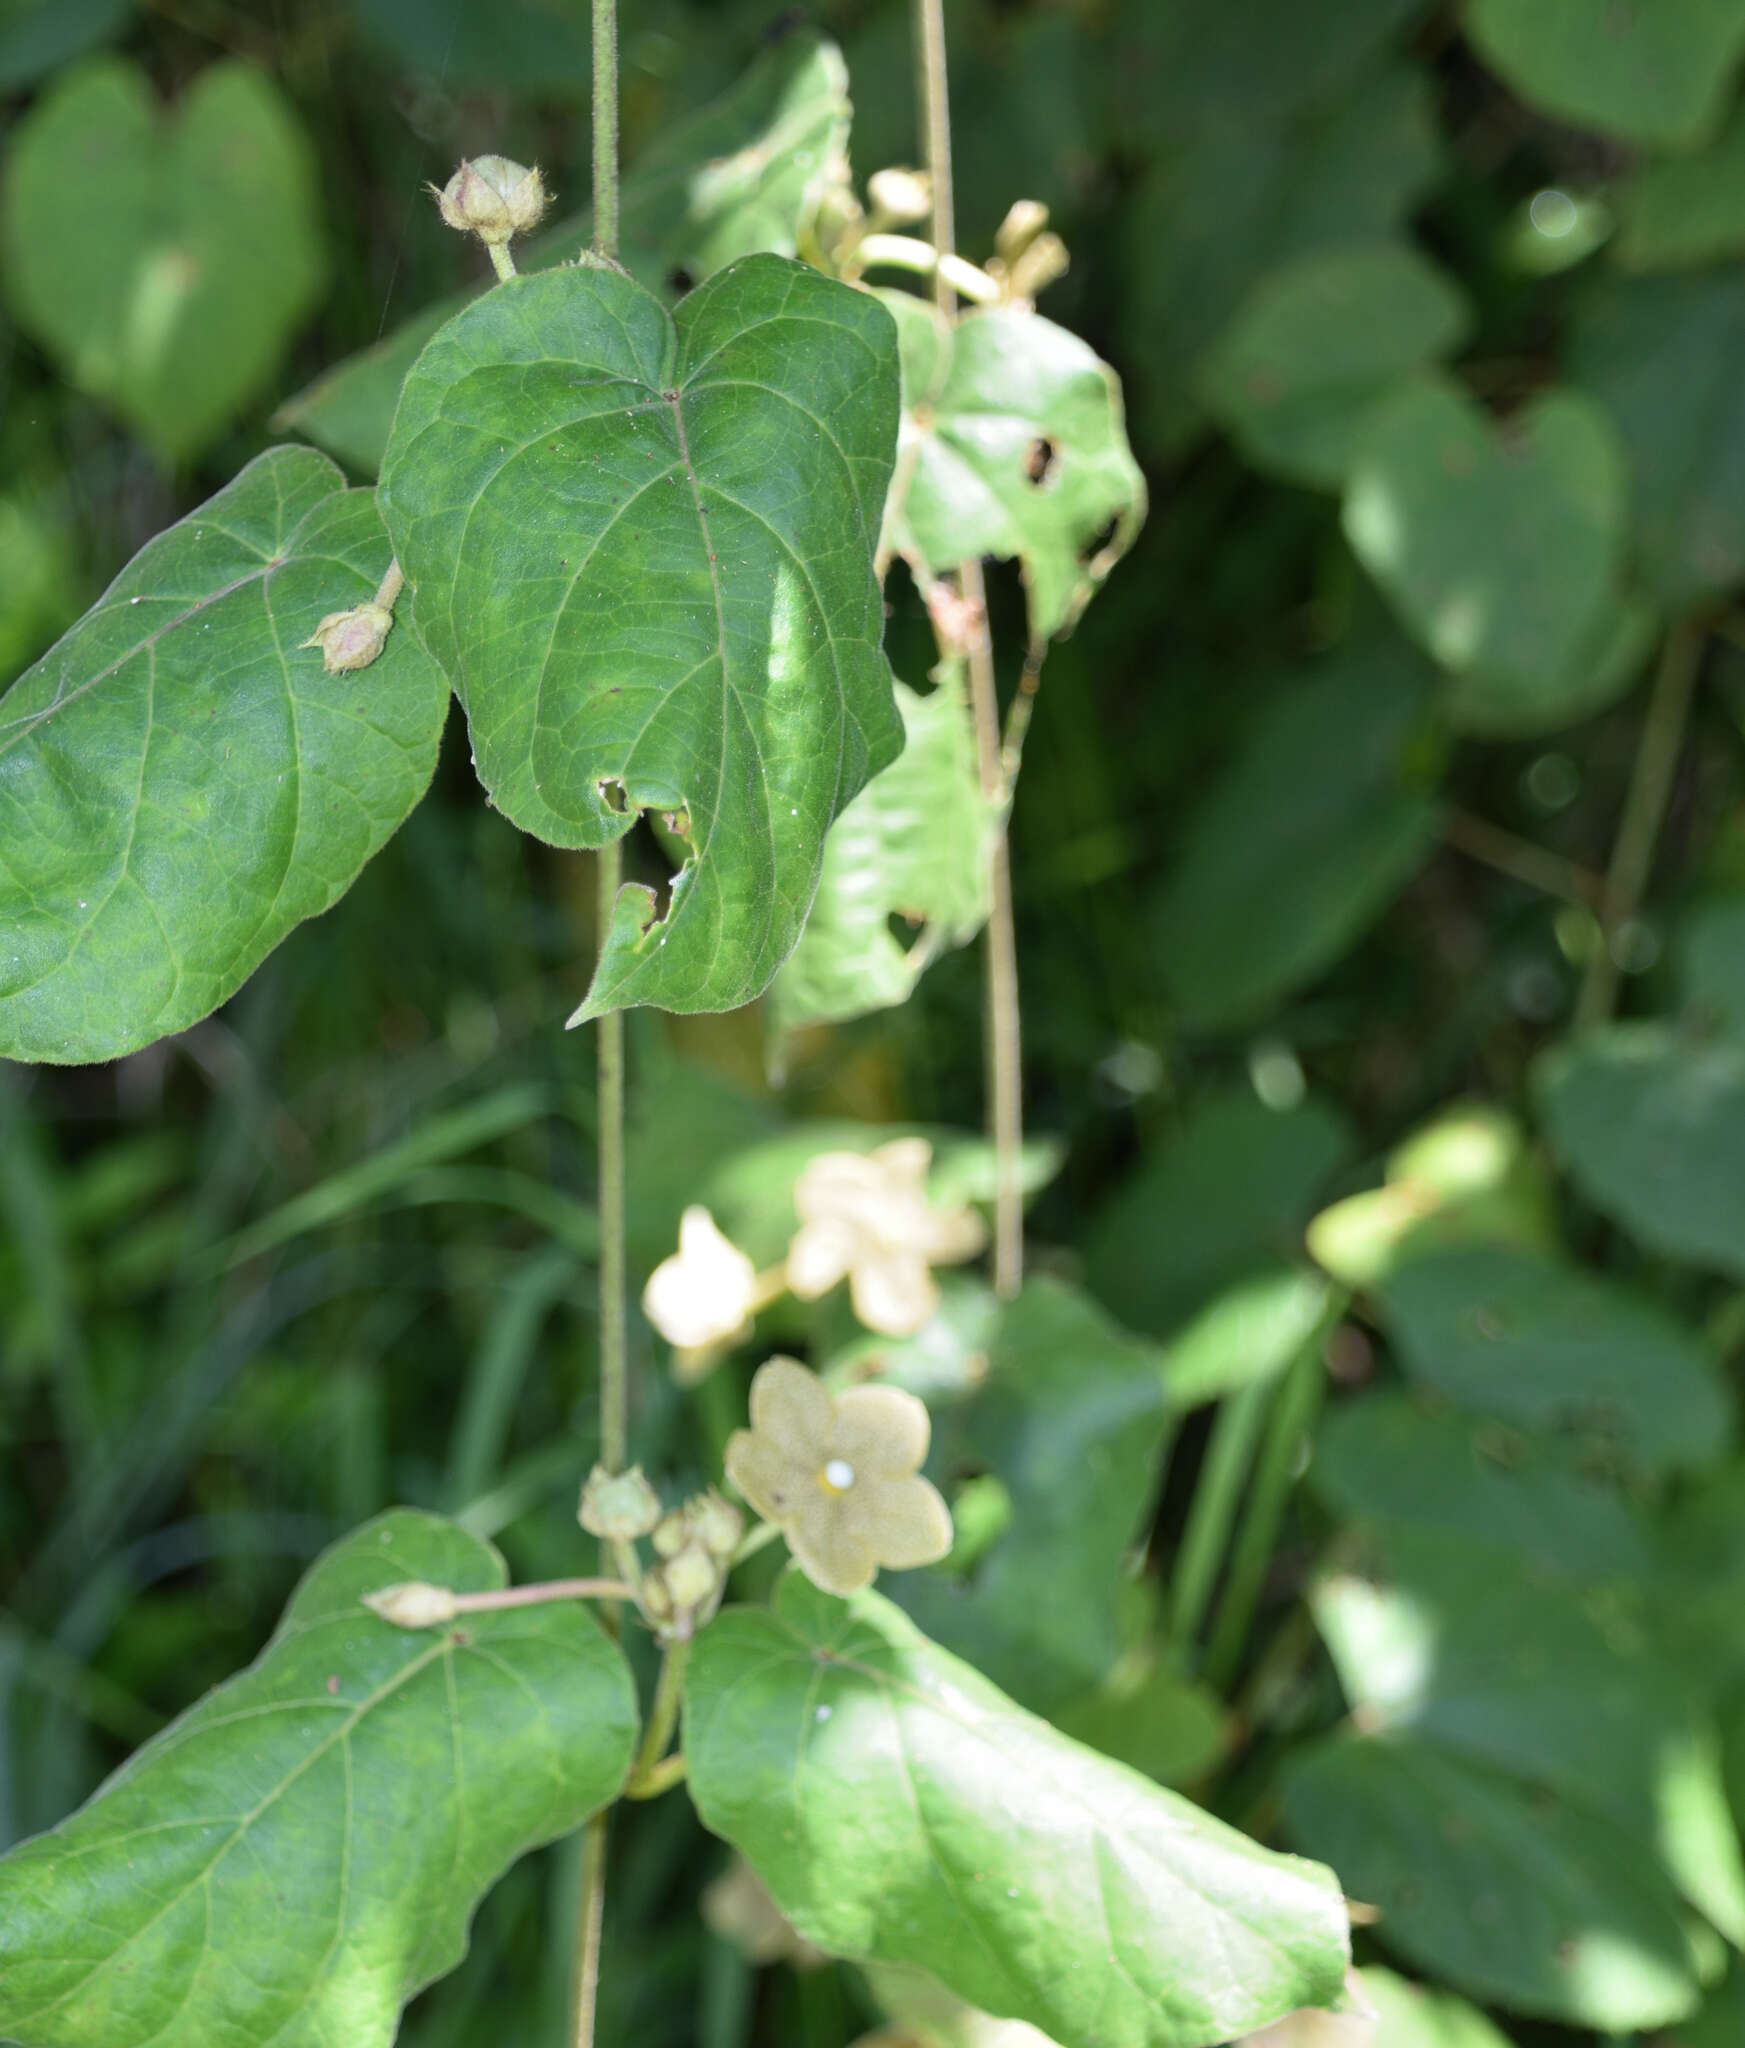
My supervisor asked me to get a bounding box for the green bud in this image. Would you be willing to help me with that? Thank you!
[579,1462,662,1540]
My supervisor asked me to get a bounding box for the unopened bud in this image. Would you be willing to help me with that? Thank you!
[301,601,393,674]
[364,1581,457,1628]
[580,1462,663,1540]
[867,166,932,226]
[1007,230,1069,301]
[434,155,549,247]
[994,198,1050,262]
[662,1540,722,1612]
[640,1570,675,1625]
[651,1508,690,1559]
[689,1489,744,1558]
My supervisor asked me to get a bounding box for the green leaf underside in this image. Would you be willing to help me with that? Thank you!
[275,32,853,477]
[0,446,448,1065]
[1286,1733,1700,2029]
[1536,1026,1745,1281]
[0,1510,638,2048]
[1376,1244,1731,1471]
[1342,376,1626,697]
[0,58,324,462]
[1463,0,1745,148]
[1199,239,1471,488]
[685,1574,1349,2048]
[880,292,1147,642]
[378,255,901,1021]
[772,670,994,1034]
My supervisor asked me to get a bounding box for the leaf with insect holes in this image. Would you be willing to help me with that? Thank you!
[377,255,901,1023]
[878,290,1146,643]
[0,445,449,1066]
[0,1510,638,2048]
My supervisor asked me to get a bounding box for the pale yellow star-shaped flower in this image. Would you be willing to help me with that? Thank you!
[642,1206,759,1377]
[725,1357,953,1596]
[785,1138,985,1336]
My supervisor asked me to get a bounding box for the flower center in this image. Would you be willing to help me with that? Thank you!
[820,1458,856,1494]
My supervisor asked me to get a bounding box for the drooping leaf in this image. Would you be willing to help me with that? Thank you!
[1311,1526,1745,1945]
[1,58,324,462]
[1199,240,1470,488]
[1283,1732,1703,2030]
[898,1276,1171,1710]
[685,1572,1350,2048]
[1535,1026,1745,1282]
[1462,0,1745,148]
[1375,1244,1731,1472]
[0,0,128,90]
[1342,376,1628,709]
[771,669,995,1035]
[1567,269,1745,609]
[0,446,449,1066]
[1356,1968,1520,2048]
[275,32,853,476]
[1312,1393,1651,1586]
[1117,63,1441,460]
[1149,639,1442,1030]
[377,255,901,1021]
[1085,1089,1353,1337]
[879,291,1147,643]
[1614,103,1745,272]
[0,1509,638,2048]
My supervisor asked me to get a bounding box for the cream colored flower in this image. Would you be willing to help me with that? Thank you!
[643,1206,758,1372]
[725,1357,952,1595]
[786,1139,985,1336]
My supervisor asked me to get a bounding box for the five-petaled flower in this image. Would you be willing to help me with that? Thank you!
[642,1205,759,1377]
[725,1356,952,1595]
[785,1137,984,1336]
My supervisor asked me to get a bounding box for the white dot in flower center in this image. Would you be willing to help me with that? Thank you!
[822,1458,856,1492]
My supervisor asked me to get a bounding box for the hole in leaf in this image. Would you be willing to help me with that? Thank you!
[1025,435,1060,487]
[596,777,631,816]
[666,265,698,297]
[1078,512,1120,564]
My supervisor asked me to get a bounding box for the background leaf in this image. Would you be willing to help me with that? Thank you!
[0,1508,638,2048]
[1,57,324,461]
[685,1573,1350,2048]
[772,669,994,1035]
[378,255,900,1021]
[0,445,448,1065]
[1613,104,1745,273]
[0,0,127,91]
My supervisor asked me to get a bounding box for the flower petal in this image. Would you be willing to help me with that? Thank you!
[870,1135,933,1188]
[850,1248,940,1336]
[785,1216,856,1299]
[786,1494,881,1596]
[747,1355,834,1460]
[724,1429,810,1521]
[921,1202,987,1265]
[843,1473,954,1570]
[833,1384,931,1476]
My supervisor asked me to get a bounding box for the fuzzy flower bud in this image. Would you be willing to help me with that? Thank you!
[579,1462,663,1540]
[867,166,932,227]
[662,1539,722,1612]
[364,1580,457,1629]
[1007,230,1070,302]
[301,601,393,674]
[434,155,549,247]
[994,197,1050,262]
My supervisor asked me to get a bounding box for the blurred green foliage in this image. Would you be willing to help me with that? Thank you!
[8,0,1745,2043]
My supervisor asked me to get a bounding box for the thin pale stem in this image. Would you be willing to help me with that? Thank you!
[1577,619,1707,1028]
[487,241,518,283]
[597,840,628,1481]
[1442,807,1603,909]
[372,560,406,612]
[626,1637,690,1793]
[452,1577,632,1614]
[591,0,620,261]
[914,0,955,312]
[571,1813,609,2048]
[730,1518,784,1567]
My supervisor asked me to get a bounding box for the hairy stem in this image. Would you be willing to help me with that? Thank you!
[449,1576,632,1614]
[1577,619,1706,1029]
[487,241,518,284]
[372,560,406,612]
[571,1813,610,2048]
[626,1637,690,1794]
[915,0,1025,1294]
[591,0,620,262]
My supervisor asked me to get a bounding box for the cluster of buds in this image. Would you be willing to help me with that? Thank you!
[986,198,1069,305]
[577,1464,742,1642]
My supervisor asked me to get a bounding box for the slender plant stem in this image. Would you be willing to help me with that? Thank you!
[1170,1378,1272,1654]
[915,0,1025,1294]
[372,560,406,612]
[1441,807,1602,909]
[626,1638,690,1792]
[1577,619,1707,1028]
[591,0,620,262]
[575,12,623,2046]
[487,241,518,283]
[450,1576,632,1614]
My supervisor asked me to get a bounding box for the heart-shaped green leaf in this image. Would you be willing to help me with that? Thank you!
[1343,376,1626,698]
[685,1573,1350,2047]
[0,1509,638,2048]
[1463,0,1745,148]
[1,57,324,462]
[1615,103,1745,273]
[771,669,994,1035]
[0,445,449,1066]
[880,292,1146,642]
[378,255,901,1022]
[1199,240,1470,488]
